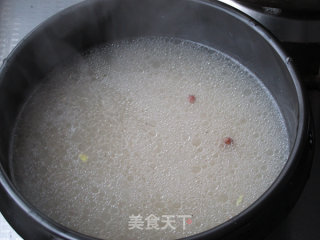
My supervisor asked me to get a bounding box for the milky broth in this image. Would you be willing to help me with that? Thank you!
[11,37,289,239]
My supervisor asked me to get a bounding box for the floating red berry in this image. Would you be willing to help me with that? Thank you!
[188,95,196,104]
[223,137,233,145]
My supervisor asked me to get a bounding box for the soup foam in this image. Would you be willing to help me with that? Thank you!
[11,37,289,239]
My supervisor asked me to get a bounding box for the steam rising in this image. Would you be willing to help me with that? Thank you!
[11,37,289,239]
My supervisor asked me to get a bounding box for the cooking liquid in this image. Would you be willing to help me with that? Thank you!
[11,37,289,239]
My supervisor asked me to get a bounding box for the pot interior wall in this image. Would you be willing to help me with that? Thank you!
[0,0,299,183]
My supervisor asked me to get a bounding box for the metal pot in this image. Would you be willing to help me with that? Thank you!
[0,0,314,239]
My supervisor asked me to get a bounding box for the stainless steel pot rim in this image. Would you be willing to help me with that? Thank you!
[0,0,308,239]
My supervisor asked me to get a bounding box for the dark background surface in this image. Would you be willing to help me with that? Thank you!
[235,0,320,12]
[265,43,320,240]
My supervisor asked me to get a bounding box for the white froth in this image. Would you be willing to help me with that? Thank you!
[11,37,289,239]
